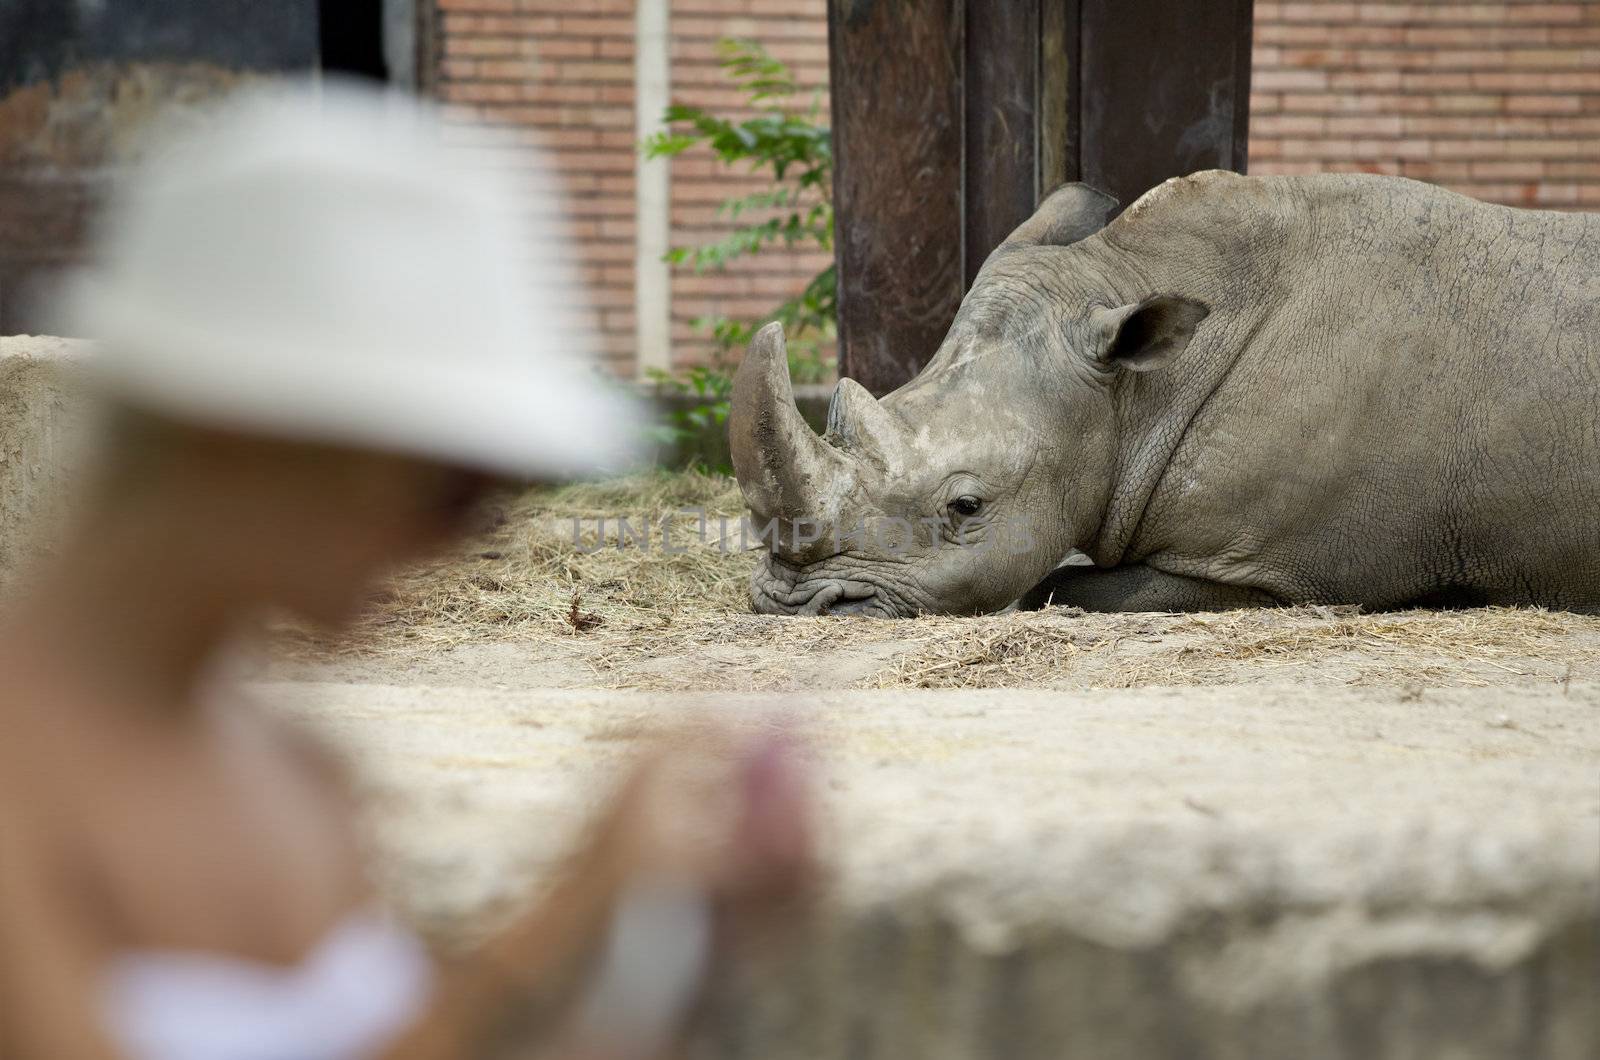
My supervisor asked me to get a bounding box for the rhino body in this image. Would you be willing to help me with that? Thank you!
[730,170,1600,616]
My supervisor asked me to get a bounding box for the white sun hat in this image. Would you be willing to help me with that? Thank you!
[61,78,641,479]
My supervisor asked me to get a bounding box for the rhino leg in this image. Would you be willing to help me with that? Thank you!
[1017,564,1280,613]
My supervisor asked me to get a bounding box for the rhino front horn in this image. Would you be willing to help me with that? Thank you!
[729,322,855,527]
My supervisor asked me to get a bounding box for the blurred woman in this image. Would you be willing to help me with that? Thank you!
[0,84,809,1059]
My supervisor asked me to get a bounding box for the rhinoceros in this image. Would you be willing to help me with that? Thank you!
[728,169,1600,617]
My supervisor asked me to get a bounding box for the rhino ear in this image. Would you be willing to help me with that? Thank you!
[1002,183,1120,250]
[1089,295,1209,373]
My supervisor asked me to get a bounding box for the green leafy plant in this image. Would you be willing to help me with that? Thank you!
[647,364,732,440]
[643,38,835,386]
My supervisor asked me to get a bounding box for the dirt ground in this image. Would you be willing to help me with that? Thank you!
[258,471,1599,1056]
[266,471,1600,698]
[273,604,1600,695]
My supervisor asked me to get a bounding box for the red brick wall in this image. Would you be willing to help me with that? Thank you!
[1250,1,1600,210]
[430,1,1600,378]
[432,0,829,377]
[435,0,640,374]
[666,1,830,370]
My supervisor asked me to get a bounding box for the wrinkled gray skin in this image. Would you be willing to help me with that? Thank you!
[729,170,1600,616]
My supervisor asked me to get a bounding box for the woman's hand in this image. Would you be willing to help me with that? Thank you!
[389,725,815,1060]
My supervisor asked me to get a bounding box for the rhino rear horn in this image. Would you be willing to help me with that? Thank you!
[729,322,856,526]
[826,377,904,464]
[999,182,1120,252]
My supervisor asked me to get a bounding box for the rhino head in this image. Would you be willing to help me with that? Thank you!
[730,183,1210,617]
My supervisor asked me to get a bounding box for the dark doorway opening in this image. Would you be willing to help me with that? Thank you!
[319,0,387,81]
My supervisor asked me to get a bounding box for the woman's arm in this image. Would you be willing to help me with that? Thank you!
[0,797,125,1060]
[384,730,812,1060]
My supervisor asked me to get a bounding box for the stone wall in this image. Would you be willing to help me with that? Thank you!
[277,683,1600,1060]
[0,336,89,584]
[0,0,318,335]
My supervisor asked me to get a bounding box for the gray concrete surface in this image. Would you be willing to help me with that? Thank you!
[0,335,89,582]
[268,681,1600,1059]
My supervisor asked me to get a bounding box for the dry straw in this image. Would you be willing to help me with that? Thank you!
[279,472,1600,691]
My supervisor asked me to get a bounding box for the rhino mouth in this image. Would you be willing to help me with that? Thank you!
[750,554,905,618]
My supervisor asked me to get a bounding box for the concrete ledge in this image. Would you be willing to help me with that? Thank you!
[269,683,1600,1059]
[0,335,90,581]
[0,336,798,516]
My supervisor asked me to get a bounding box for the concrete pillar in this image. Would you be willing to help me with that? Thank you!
[633,0,672,378]
[0,336,90,584]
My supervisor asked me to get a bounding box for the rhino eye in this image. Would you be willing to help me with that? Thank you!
[948,495,983,519]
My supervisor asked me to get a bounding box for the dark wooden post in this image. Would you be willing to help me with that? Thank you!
[963,3,1050,291]
[827,0,965,398]
[828,0,1254,396]
[1073,0,1254,207]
